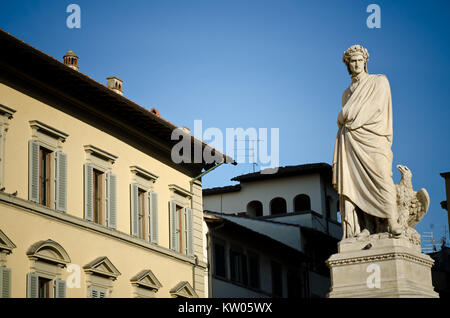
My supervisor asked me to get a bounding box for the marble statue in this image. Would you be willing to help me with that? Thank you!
[332,45,429,241]
[327,45,438,298]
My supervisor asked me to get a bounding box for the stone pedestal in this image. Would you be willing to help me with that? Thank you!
[326,234,439,298]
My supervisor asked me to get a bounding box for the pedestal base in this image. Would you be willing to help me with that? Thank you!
[326,234,439,298]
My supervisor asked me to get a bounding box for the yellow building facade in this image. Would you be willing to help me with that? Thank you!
[0,29,230,298]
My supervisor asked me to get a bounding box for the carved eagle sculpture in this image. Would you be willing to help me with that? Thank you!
[395,165,430,230]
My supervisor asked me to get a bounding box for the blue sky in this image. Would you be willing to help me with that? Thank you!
[1,0,449,248]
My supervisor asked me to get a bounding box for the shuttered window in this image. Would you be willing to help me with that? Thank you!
[29,142,67,211]
[26,273,39,298]
[90,287,107,298]
[55,151,67,212]
[84,164,94,222]
[27,274,66,298]
[54,279,66,298]
[149,192,158,244]
[106,172,117,229]
[130,184,139,237]
[169,202,194,255]
[85,164,116,227]
[0,267,11,298]
[185,207,194,256]
[28,141,40,203]
[169,200,179,252]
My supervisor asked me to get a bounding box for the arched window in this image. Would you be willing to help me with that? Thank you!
[26,239,71,298]
[247,201,263,217]
[294,194,311,212]
[270,197,287,215]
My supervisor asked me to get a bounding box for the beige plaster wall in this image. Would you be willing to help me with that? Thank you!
[0,81,207,297]
[1,201,193,298]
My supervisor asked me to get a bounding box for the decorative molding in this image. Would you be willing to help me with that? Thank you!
[169,184,193,198]
[29,120,68,142]
[130,269,163,291]
[26,239,71,266]
[170,281,198,298]
[326,252,435,268]
[83,256,121,280]
[0,229,16,255]
[130,166,158,182]
[0,104,16,119]
[84,145,118,164]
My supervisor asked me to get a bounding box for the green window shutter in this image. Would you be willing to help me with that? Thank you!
[107,172,117,229]
[84,164,94,221]
[27,273,39,298]
[55,151,68,212]
[149,192,158,244]
[0,267,11,298]
[130,183,139,237]
[169,200,179,252]
[186,207,194,256]
[54,279,66,298]
[28,141,40,203]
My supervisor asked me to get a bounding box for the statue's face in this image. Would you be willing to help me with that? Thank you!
[348,54,365,76]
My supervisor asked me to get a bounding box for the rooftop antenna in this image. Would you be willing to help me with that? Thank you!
[235,138,263,173]
[422,231,435,253]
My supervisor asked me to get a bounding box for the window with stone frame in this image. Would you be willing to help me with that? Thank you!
[129,166,159,243]
[25,239,70,298]
[28,120,68,212]
[169,185,193,256]
[83,145,117,229]
[0,229,16,298]
[83,256,120,298]
[0,104,15,190]
[130,269,162,298]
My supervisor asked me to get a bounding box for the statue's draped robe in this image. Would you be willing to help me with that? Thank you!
[332,74,397,220]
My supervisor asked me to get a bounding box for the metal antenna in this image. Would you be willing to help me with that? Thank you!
[422,231,439,253]
[234,138,264,173]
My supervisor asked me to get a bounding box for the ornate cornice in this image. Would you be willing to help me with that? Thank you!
[327,252,435,268]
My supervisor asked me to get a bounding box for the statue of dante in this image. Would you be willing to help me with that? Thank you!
[332,45,403,239]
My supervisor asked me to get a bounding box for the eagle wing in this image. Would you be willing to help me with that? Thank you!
[407,188,430,228]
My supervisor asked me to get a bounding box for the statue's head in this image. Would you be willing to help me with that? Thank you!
[343,45,369,76]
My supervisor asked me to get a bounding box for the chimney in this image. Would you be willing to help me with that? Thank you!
[182,126,191,133]
[150,107,161,118]
[63,50,79,71]
[107,76,123,95]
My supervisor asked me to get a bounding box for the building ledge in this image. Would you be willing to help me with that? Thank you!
[0,191,206,268]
